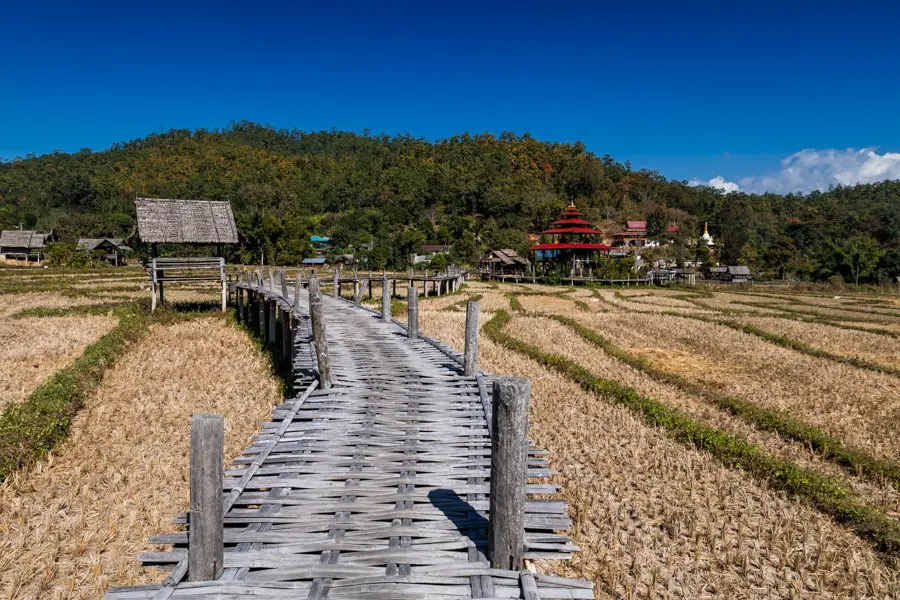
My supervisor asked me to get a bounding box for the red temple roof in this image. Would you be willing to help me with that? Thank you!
[551,218,593,226]
[531,242,612,251]
[540,226,604,235]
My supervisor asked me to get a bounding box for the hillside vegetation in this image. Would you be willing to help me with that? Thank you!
[1,122,898,282]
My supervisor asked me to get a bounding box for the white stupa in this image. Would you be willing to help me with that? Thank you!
[701,222,714,245]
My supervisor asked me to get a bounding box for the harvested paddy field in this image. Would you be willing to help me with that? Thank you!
[0,318,281,600]
[0,315,118,411]
[416,304,900,599]
[730,314,900,369]
[0,293,105,318]
[566,310,900,460]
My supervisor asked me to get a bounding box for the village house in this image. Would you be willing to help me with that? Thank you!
[77,237,133,266]
[477,248,529,277]
[414,243,452,265]
[0,230,52,263]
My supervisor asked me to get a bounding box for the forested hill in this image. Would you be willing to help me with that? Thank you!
[0,121,898,282]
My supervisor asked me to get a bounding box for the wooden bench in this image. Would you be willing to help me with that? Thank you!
[146,257,226,312]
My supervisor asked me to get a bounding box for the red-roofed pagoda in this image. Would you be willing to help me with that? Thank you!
[531,201,611,274]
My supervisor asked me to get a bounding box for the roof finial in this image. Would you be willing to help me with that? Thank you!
[568,200,576,208]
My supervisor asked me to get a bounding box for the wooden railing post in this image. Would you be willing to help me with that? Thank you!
[464,300,480,376]
[220,260,227,313]
[488,377,530,571]
[268,300,277,347]
[332,271,339,298]
[381,276,390,322]
[280,268,288,298]
[188,414,224,581]
[407,286,418,339]
[294,271,302,310]
[355,278,368,305]
[309,276,334,389]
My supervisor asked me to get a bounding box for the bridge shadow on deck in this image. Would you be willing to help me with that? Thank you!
[428,488,489,551]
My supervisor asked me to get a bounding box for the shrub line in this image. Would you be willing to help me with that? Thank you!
[483,309,900,557]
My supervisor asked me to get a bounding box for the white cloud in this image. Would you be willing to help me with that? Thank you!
[695,148,900,195]
[689,175,740,193]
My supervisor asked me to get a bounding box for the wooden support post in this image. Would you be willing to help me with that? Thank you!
[294,272,302,309]
[393,279,397,299]
[464,300,480,377]
[235,287,243,323]
[407,286,418,339]
[488,377,531,571]
[332,271,339,298]
[281,269,288,299]
[268,300,277,347]
[368,277,373,299]
[382,276,390,322]
[188,414,224,581]
[151,258,158,312]
[308,277,334,389]
[259,294,267,338]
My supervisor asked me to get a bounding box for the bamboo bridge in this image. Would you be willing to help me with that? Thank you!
[103,269,593,600]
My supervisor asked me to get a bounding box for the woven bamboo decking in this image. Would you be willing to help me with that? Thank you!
[103,282,593,600]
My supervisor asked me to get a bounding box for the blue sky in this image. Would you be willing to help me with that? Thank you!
[2,0,899,193]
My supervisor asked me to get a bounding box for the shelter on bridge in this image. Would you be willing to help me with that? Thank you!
[135,198,237,311]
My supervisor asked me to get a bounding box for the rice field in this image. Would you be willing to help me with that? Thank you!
[0,315,118,411]
[415,281,900,598]
[2,267,900,600]
[416,294,900,599]
[0,318,281,600]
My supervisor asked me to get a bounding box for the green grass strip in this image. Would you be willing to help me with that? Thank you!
[507,294,523,312]
[483,309,900,557]
[441,294,483,312]
[0,303,151,482]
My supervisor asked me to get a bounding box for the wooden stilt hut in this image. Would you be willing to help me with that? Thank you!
[135,198,239,311]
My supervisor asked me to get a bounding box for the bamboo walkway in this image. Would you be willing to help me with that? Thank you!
[103,281,592,600]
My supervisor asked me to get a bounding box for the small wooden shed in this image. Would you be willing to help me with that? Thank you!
[77,238,132,266]
[135,198,238,311]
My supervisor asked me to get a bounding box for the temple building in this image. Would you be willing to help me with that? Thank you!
[531,202,610,275]
[611,220,648,247]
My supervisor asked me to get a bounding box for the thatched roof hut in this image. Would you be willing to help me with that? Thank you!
[135,198,238,244]
[77,238,132,253]
[0,230,51,250]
